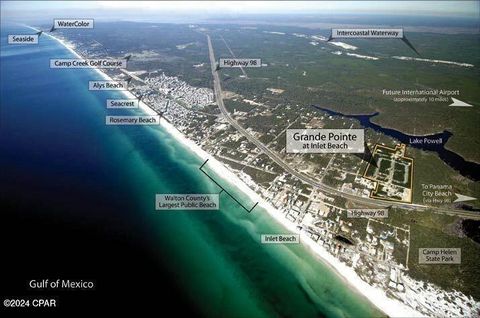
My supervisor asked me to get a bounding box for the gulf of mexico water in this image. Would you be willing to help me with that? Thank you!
[0,24,384,317]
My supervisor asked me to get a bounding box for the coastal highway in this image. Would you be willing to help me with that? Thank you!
[206,34,480,220]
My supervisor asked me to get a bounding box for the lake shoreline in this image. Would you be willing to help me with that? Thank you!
[313,105,480,180]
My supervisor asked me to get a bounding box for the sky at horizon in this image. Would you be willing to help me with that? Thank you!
[2,0,479,22]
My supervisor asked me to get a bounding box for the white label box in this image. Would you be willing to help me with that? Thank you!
[219,58,262,68]
[331,28,403,39]
[286,129,364,153]
[106,99,139,109]
[54,19,94,29]
[347,209,388,218]
[261,234,300,244]
[106,116,160,125]
[156,194,219,210]
[418,248,461,264]
[50,59,126,69]
[89,81,127,90]
[8,34,38,44]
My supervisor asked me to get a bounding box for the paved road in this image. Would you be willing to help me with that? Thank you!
[206,35,480,220]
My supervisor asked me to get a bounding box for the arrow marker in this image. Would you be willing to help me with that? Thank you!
[449,97,473,107]
[401,37,421,56]
[353,142,378,168]
[454,193,477,203]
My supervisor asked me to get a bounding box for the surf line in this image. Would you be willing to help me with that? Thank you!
[199,159,258,213]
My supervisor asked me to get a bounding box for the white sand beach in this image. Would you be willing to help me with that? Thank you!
[36,26,425,318]
[346,53,379,60]
[392,55,474,67]
[328,41,358,50]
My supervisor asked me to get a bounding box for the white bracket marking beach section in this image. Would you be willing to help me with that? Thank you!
[199,159,258,213]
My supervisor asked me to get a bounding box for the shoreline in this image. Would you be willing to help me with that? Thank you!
[354,111,480,165]
[314,105,480,173]
[38,26,425,318]
[314,105,449,138]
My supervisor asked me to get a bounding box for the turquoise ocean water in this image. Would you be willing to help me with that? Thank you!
[1,24,383,317]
